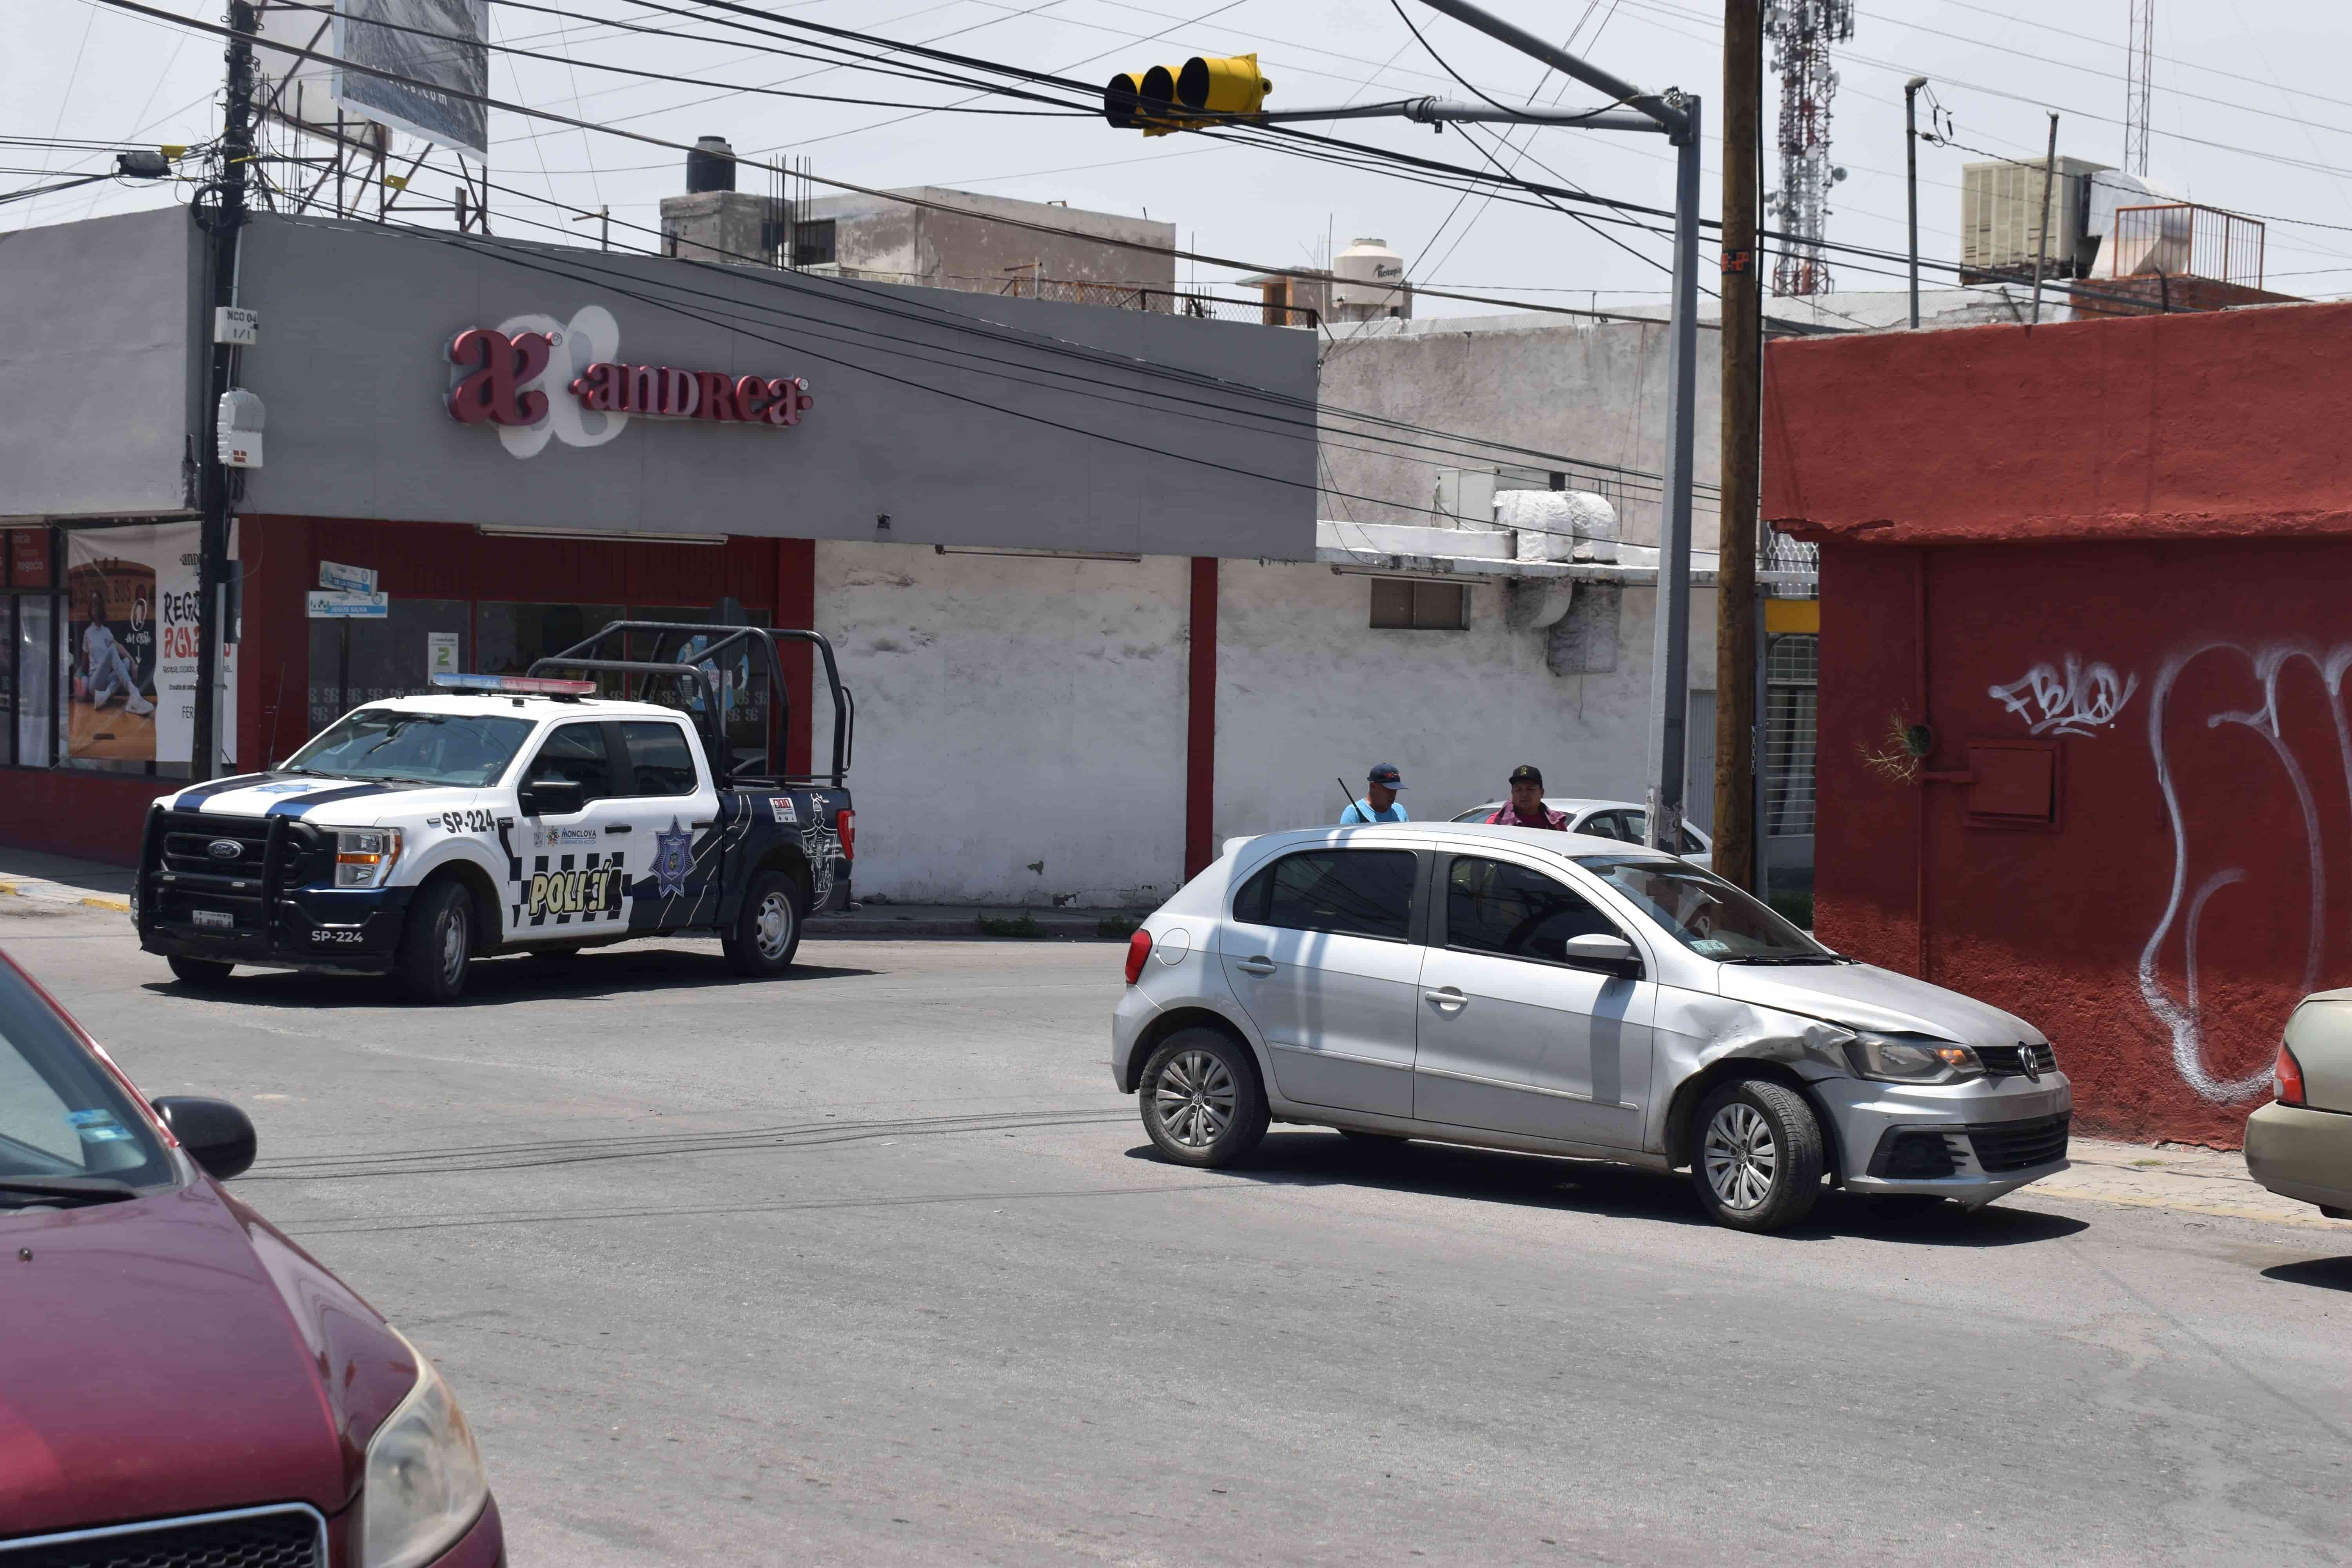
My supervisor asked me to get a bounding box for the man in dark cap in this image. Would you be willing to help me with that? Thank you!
[1339,763,1410,825]
[1486,764,1569,829]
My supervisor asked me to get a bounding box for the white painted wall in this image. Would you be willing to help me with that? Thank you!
[814,542,1190,908]
[1213,562,1717,842]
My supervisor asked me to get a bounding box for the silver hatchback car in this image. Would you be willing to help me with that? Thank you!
[1112,823,2072,1231]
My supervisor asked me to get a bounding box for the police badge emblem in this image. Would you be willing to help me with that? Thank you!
[653,818,694,898]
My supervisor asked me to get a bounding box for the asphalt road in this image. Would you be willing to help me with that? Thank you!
[9,910,2352,1566]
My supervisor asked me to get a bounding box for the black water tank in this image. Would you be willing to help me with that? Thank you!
[686,136,736,194]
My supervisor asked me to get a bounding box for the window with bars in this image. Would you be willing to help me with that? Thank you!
[1369,579,1470,630]
[1764,632,1818,837]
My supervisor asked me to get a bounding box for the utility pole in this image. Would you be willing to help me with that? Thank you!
[192,0,260,784]
[1646,98,1703,856]
[1904,76,1926,329]
[2029,111,2058,327]
[1711,0,1762,891]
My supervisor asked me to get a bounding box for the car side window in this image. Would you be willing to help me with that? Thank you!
[1613,810,1705,855]
[525,722,616,805]
[1233,850,1416,941]
[1445,856,1622,964]
[1581,811,1624,842]
[619,721,701,797]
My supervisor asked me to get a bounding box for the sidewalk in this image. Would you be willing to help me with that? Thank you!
[0,846,132,914]
[807,903,1147,940]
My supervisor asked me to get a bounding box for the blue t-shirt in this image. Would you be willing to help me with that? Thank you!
[1339,798,1409,825]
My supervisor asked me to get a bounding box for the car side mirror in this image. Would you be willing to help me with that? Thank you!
[522,777,584,817]
[1561,933,1641,979]
[151,1096,258,1181]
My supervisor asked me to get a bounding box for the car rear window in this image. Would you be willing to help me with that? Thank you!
[1234,849,1416,941]
[0,964,172,1192]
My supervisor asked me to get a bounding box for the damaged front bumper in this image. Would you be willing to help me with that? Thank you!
[1816,1073,2074,1205]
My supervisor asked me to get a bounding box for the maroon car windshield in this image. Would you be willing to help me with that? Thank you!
[0,960,174,1192]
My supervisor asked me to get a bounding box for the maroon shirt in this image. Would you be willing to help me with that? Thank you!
[1486,802,1571,829]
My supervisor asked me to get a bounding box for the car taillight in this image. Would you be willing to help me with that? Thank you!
[2276,1042,2308,1107]
[835,808,855,860]
[1124,928,1153,984]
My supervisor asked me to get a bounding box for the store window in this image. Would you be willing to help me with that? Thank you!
[630,608,773,775]
[476,603,626,680]
[307,599,472,732]
[2,528,59,770]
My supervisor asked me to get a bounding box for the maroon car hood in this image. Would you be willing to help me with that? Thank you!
[0,1178,415,1537]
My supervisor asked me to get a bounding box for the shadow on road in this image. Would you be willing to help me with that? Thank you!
[1124,1129,2091,1247]
[142,948,879,1009]
[2262,1256,2352,1292]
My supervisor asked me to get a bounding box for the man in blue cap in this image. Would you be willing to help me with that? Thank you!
[1340,764,1410,825]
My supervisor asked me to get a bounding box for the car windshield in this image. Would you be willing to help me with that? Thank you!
[286,708,535,787]
[0,961,174,1197]
[1573,855,1835,962]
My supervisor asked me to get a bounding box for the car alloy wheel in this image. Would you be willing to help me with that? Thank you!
[440,903,470,990]
[1153,1048,1235,1149]
[1703,1101,1777,1212]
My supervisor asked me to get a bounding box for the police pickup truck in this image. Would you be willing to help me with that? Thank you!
[134,623,855,1003]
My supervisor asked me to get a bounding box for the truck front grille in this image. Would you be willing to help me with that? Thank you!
[0,1505,323,1568]
[1967,1113,2071,1172]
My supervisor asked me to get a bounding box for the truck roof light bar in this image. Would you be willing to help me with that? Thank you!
[431,673,598,697]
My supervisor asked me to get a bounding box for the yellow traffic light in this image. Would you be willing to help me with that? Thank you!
[1103,53,1270,135]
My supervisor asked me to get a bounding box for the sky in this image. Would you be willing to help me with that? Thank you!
[9,0,2352,318]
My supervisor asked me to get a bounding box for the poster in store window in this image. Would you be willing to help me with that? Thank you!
[65,523,236,767]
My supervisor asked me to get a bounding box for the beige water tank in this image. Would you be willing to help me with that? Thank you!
[1331,236,1411,321]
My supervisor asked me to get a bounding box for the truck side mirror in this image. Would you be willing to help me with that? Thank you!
[522,777,585,817]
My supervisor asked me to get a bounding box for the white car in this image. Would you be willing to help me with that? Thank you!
[1111,822,2070,1232]
[1449,797,1712,866]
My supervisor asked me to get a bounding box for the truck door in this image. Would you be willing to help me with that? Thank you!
[510,720,637,942]
[615,717,724,928]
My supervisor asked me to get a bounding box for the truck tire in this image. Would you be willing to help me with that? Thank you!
[167,956,236,988]
[1689,1076,1825,1233]
[397,880,474,1005]
[722,868,804,977]
[1138,1029,1269,1168]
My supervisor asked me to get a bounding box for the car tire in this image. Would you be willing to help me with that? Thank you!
[167,956,236,988]
[1690,1076,1825,1232]
[1138,1029,1269,1168]
[722,869,804,978]
[397,880,474,1005]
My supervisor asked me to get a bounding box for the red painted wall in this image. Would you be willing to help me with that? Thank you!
[1771,303,2352,1146]
[3,519,818,869]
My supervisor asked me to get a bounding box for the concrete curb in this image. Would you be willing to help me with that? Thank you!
[0,879,130,915]
[806,912,1142,941]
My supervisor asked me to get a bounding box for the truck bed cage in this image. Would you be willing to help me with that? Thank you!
[530,622,854,788]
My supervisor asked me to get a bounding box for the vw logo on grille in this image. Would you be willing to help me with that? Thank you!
[206,839,245,861]
[2017,1042,2042,1082]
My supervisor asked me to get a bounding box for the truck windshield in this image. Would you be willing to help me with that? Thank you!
[286,708,535,787]
[1573,855,1837,963]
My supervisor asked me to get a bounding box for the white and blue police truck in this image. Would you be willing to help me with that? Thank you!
[134,624,855,1003]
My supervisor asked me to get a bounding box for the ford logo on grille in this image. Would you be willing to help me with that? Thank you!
[206,839,244,861]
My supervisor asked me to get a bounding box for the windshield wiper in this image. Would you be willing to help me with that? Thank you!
[1724,954,1844,965]
[0,1176,142,1207]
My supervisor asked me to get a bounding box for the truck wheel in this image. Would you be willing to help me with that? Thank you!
[167,956,236,989]
[722,869,804,977]
[1138,1029,1269,1168]
[1690,1076,1825,1233]
[397,881,474,1004]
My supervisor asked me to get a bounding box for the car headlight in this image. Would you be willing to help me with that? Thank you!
[361,1332,490,1568]
[1844,1031,1984,1084]
[335,828,403,889]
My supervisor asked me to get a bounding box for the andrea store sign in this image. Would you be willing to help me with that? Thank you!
[443,305,813,459]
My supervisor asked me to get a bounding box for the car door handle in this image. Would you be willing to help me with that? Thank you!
[1235,957,1277,976]
[1425,987,1468,1009]
[605,824,633,834]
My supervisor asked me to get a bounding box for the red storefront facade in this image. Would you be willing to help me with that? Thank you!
[1765,299,2352,1145]
[7,520,814,865]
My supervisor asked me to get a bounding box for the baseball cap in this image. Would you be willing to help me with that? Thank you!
[1367,762,1405,789]
[1508,764,1544,786]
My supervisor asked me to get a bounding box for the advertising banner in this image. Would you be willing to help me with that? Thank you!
[334,0,491,160]
[65,524,236,768]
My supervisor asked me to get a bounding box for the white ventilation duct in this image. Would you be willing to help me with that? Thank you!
[1495,488,1618,563]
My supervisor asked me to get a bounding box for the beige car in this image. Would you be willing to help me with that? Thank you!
[2245,990,2352,1219]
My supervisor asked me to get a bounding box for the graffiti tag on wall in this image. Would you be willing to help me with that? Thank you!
[1989,657,2139,737]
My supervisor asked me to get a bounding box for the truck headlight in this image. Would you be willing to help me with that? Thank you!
[1844,1031,1984,1084]
[335,828,403,888]
[361,1332,490,1568]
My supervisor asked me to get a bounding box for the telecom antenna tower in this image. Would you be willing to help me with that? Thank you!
[2125,0,2154,175]
[1764,0,1855,297]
